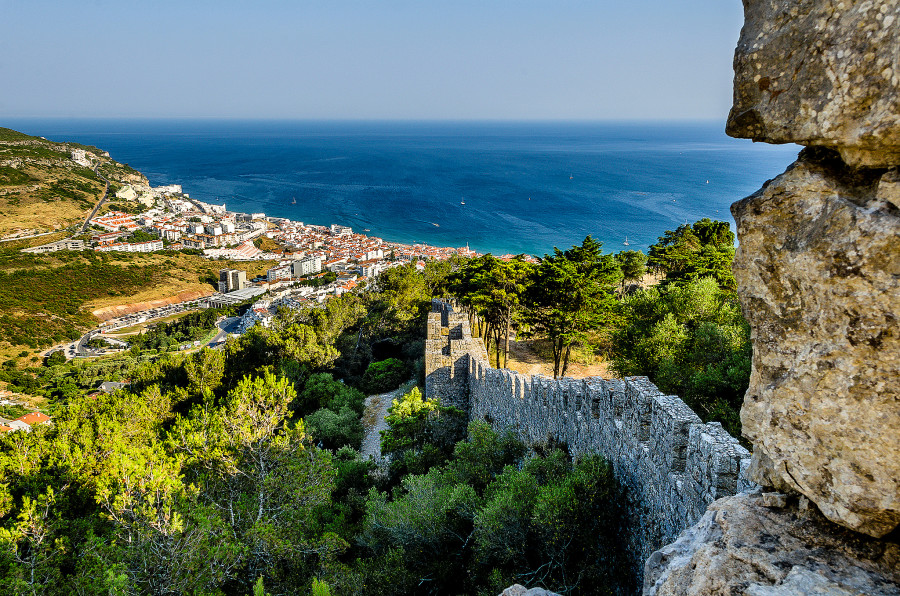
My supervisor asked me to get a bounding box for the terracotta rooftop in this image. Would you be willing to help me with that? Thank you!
[15,412,51,426]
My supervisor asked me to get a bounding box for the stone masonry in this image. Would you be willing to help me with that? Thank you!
[424,299,753,581]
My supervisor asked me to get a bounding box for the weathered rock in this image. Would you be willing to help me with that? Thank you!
[499,585,561,596]
[644,492,900,596]
[727,0,900,168]
[732,148,900,537]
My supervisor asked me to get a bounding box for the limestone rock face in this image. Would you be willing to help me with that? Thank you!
[731,148,900,537]
[727,0,900,168]
[644,492,900,596]
[499,586,561,596]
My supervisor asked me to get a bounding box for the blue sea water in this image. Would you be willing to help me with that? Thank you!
[5,119,798,255]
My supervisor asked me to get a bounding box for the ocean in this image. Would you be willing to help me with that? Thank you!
[5,119,799,256]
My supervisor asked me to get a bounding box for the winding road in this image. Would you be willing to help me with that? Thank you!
[81,163,110,233]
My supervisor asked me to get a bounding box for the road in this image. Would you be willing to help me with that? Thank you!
[207,316,240,348]
[53,298,211,360]
[82,163,110,233]
[0,230,63,243]
[13,161,110,249]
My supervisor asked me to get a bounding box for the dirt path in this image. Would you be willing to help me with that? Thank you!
[360,385,408,462]
[505,337,611,379]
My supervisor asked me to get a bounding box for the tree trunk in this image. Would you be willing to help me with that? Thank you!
[553,337,563,378]
[561,344,572,378]
[503,312,511,369]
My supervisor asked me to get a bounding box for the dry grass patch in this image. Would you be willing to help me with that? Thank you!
[502,336,611,379]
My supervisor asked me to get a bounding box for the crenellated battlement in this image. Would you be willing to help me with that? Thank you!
[424,298,754,579]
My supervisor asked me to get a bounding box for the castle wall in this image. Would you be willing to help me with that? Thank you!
[424,299,753,579]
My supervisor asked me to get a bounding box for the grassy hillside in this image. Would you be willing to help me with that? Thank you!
[0,126,147,238]
[0,245,274,367]
[0,127,280,370]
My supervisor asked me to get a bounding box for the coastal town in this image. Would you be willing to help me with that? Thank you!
[25,176,537,367]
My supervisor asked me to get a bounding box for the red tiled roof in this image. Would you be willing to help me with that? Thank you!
[15,412,51,426]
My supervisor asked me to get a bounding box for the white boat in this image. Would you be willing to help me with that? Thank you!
[623,237,630,246]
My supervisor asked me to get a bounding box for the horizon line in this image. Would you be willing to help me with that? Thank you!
[3,116,727,124]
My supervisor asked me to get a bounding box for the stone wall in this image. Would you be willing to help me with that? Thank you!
[424,301,488,413]
[424,299,753,579]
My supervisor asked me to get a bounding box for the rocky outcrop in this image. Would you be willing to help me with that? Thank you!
[644,492,900,596]
[645,0,900,592]
[731,147,900,538]
[499,586,561,596]
[727,0,900,168]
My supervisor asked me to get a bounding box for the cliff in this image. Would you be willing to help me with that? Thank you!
[647,0,899,593]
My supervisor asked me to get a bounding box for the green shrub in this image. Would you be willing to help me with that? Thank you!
[298,373,366,416]
[44,350,66,367]
[361,358,409,394]
[305,406,363,450]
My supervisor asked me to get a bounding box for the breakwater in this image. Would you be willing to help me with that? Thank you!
[424,299,753,581]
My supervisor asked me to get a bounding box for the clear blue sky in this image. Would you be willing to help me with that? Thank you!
[1,0,744,120]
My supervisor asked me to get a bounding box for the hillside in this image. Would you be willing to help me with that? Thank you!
[0,248,273,366]
[0,126,147,238]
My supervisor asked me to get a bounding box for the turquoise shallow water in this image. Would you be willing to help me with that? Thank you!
[6,119,798,255]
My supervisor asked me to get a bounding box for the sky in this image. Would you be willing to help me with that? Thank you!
[0,0,745,121]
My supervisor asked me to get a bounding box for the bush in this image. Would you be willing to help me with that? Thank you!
[361,358,409,394]
[305,406,363,450]
[44,350,66,367]
[298,373,366,416]
[380,387,467,481]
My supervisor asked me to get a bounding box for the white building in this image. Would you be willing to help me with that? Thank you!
[237,301,275,333]
[292,255,323,277]
[71,149,93,168]
[95,240,164,253]
[151,184,183,197]
[159,228,182,242]
[266,264,293,282]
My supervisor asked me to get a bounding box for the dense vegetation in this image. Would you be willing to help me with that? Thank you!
[126,309,228,352]
[0,218,749,594]
[446,219,747,435]
[0,249,273,365]
[0,257,158,348]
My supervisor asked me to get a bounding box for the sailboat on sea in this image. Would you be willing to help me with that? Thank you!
[623,237,630,246]
[291,197,297,205]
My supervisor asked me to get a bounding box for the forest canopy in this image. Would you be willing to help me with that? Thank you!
[0,219,747,594]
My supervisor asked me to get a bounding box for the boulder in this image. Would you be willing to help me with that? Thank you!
[644,492,900,596]
[726,0,900,168]
[499,586,561,596]
[731,147,900,537]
